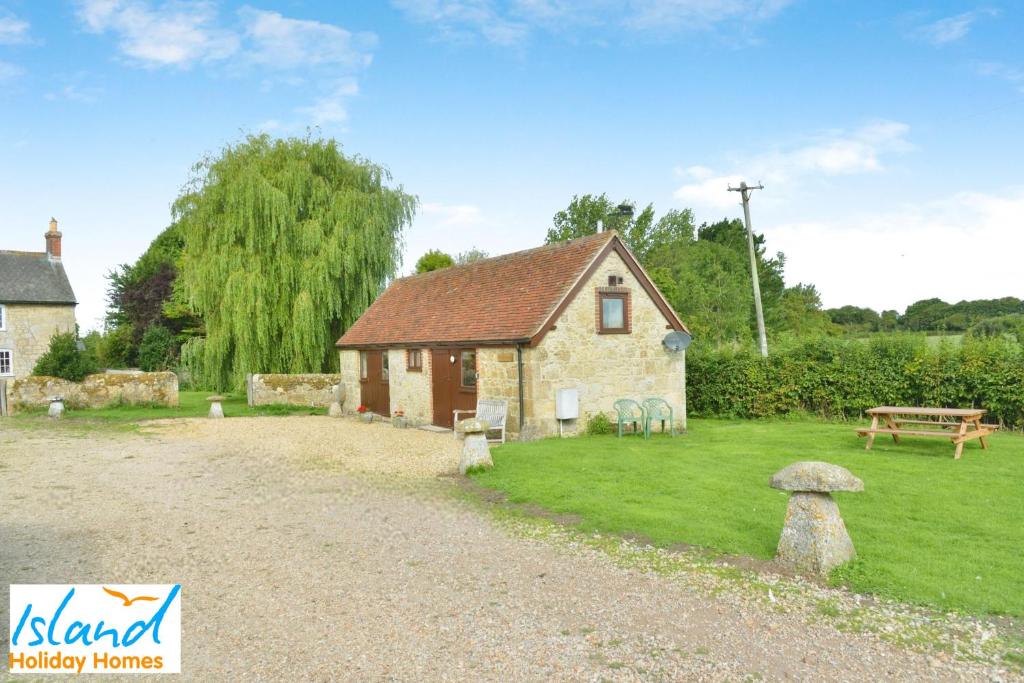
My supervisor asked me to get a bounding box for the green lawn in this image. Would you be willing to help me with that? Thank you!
[471,419,1024,617]
[10,391,325,423]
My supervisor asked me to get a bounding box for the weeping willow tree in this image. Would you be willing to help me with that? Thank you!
[175,134,417,390]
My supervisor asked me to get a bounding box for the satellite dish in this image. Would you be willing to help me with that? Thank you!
[662,331,692,352]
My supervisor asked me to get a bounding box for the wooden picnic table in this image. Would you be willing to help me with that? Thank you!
[856,406,996,459]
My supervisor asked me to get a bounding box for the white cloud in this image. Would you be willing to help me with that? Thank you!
[625,0,794,31]
[0,60,22,81]
[673,170,744,210]
[773,188,1024,310]
[0,9,30,44]
[238,7,376,70]
[393,0,791,45]
[296,79,360,127]
[76,0,239,68]
[673,121,912,210]
[392,0,529,46]
[420,202,485,227]
[975,61,1024,93]
[914,9,996,45]
[75,2,378,128]
[44,84,103,103]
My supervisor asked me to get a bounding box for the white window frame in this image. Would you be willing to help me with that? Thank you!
[0,303,6,331]
[0,349,12,376]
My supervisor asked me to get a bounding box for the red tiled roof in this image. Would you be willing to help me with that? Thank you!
[337,232,624,347]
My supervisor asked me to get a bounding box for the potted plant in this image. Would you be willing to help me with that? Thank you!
[357,405,373,423]
[392,409,407,429]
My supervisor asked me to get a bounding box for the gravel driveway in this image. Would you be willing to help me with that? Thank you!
[0,417,1016,681]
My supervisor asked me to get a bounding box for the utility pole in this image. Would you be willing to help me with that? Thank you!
[728,181,768,357]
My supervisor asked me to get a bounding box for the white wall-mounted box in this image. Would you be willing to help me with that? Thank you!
[555,388,579,420]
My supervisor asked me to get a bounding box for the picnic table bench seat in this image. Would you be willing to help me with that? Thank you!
[856,406,996,459]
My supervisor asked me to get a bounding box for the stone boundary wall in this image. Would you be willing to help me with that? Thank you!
[6,372,179,412]
[248,373,342,407]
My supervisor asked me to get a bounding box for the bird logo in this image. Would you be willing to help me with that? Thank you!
[102,586,159,607]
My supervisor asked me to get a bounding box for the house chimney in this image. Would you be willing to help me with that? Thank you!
[45,217,62,261]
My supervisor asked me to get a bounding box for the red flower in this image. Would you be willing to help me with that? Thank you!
[357,405,368,413]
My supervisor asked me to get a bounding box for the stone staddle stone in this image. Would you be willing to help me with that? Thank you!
[328,401,343,418]
[207,395,225,420]
[459,419,492,474]
[770,461,864,576]
[48,398,64,419]
[770,461,864,493]
[333,383,346,406]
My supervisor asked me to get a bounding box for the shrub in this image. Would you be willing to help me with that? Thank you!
[137,325,174,372]
[687,334,1024,428]
[32,331,98,381]
[99,324,136,368]
[585,412,615,435]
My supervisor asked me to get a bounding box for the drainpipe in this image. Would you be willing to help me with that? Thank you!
[516,344,525,431]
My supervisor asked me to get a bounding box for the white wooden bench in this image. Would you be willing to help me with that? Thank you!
[454,398,508,444]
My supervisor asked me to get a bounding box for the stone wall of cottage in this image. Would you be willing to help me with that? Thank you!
[476,347,521,434]
[0,303,76,379]
[248,373,342,407]
[522,250,686,438]
[6,371,178,411]
[337,348,434,424]
[337,349,362,415]
[386,348,433,425]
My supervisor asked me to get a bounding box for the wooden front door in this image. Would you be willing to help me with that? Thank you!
[431,348,477,429]
[359,350,390,415]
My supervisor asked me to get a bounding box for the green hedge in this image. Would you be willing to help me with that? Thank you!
[687,336,1024,428]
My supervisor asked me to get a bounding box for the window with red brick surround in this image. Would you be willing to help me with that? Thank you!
[407,348,423,371]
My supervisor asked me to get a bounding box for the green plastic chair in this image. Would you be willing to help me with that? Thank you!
[642,398,675,438]
[613,399,645,437]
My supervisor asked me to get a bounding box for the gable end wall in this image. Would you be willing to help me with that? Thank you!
[0,303,76,379]
[522,250,685,437]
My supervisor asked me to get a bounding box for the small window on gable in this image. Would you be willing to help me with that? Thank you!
[359,351,368,380]
[598,291,629,334]
[407,349,423,371]
[0,304,5,331]
[0,350,11,376]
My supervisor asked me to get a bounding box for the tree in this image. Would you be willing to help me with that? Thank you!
[415,249,454,273]
[175,134,416,390]
[647,237,754,347]
[698,218,786,328]
[545,194,696,264]
[97,324,135,368]
[455,247,489,265]
[901,298,952,331]
[775,284,835,337]
[32,331,98,381]
[137,325,175,371]
[825,305,881,334]
[879,309,899,331]
[104,223,201,365]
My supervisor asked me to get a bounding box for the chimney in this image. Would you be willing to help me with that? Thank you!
[45,217,62,261]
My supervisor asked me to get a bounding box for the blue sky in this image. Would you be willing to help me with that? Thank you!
[1,1,1022,331]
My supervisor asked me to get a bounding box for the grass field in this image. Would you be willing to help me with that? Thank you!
[471,419,1024,617]
[10,391,326,423]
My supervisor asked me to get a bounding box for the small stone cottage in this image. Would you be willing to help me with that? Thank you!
[0,219,77,380]
[336,231,690,439]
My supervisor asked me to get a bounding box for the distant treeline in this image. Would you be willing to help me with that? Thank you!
[825,297,1024,338]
